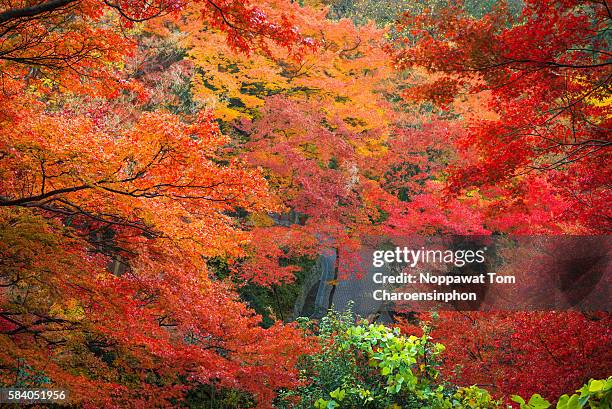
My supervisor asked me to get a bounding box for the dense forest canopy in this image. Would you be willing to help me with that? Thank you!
[0,0,610,407]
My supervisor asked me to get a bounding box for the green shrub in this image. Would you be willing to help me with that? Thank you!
[275,304,502,409]
[513,377,612,409]
[277,306,610,409]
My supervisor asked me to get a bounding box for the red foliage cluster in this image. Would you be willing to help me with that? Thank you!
[392,0,611,232]
[398,311,612,402]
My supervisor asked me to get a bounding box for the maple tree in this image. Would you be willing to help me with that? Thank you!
[0,0,318,407]
[165,1,403,286]
[390,0,611,232]
[0,87,314,408]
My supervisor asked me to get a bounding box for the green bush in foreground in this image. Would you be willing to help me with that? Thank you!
[512,378,611,409]
[275,306,610,409]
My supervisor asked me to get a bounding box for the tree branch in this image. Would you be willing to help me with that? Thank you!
[0,0,77,24]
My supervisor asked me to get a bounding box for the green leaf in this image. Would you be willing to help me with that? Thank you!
[556,394,570,409]
[588,380,604,393]
[567,394,581,409]
[557,394,582,409]
[330,388,345,401]
[315,398,328,409]
[528,394,551,409]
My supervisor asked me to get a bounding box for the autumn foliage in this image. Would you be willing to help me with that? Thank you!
[0,0,610,407]
[391,0,611,232]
